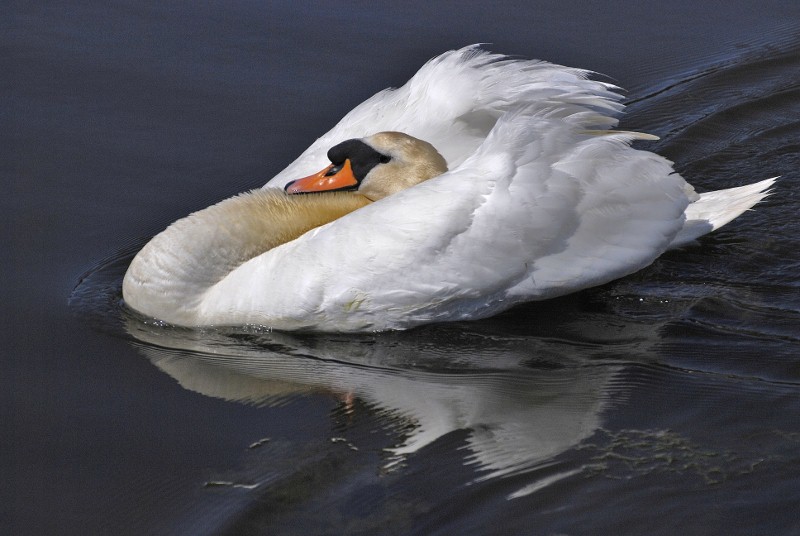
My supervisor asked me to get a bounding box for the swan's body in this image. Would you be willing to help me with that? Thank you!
[123,46,774,332]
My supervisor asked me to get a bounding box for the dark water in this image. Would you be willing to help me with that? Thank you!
[6,2,800,535]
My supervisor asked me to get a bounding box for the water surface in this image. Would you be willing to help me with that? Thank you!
[6,2,800,534]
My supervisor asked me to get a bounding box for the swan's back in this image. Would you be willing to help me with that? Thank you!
[267,46,623,189]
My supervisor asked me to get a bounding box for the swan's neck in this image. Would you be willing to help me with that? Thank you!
[122,188,371,323]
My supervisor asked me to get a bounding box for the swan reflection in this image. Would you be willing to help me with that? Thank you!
[126,317,620,488]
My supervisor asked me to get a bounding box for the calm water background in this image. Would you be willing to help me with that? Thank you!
[5,2,800,534]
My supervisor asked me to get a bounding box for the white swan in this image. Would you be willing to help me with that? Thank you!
[122,46,774,332]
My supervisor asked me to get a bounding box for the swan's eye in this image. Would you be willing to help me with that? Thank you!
[324,163,344,177]
[379,154,391,164]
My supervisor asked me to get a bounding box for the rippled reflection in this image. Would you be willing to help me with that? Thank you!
[126,316,621,487]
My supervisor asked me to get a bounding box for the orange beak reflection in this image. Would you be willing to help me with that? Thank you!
[284,159,358,194]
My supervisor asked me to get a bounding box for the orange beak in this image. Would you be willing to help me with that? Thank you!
[284,159,358,194]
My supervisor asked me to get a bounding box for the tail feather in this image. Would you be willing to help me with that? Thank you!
[667,177,777,249]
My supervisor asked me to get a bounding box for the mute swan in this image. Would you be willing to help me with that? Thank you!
[122,46,774,332]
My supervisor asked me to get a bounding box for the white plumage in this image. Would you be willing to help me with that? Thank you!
[122,46,774,331]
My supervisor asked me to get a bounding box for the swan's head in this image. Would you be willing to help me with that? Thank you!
[284,132,448,201]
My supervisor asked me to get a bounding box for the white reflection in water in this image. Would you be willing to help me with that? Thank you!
[127,318,620,491]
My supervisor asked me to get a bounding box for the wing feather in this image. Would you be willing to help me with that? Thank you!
[205,103,689,330]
